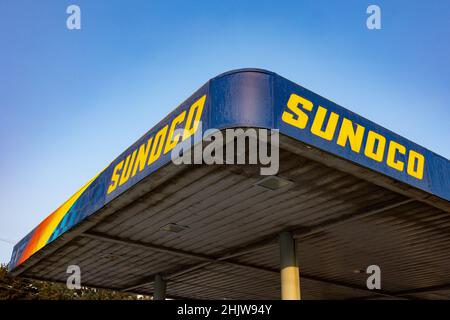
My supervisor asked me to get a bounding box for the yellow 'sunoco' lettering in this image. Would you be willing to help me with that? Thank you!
[106,94,207,194]
[282,93,425,180]
[107,161,123,194]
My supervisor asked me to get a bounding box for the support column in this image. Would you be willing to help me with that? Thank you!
[279,231,301,300]
[153,274,166,300]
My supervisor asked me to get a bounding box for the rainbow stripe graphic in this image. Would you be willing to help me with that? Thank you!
[15,172,102,266]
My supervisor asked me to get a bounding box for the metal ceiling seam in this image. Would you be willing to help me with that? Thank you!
[109,169,234,238]
[99,166,224,234]
[156,172,392,252]
[279,136,450,213]
[293,199,415,239]
[132,173,263,241]
[119,200,413,295]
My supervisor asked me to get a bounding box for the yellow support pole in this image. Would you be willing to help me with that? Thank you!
[154,274,166,300]
[279,231,301,300]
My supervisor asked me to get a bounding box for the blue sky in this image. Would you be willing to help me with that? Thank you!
[0,0,449,263]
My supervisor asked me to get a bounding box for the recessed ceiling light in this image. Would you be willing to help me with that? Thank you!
[160,223,189,233]
[255,176,293,190]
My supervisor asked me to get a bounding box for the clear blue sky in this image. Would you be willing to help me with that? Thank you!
[0,0,449,263]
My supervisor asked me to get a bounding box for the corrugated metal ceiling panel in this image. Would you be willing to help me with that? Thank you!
[19,140,450,299]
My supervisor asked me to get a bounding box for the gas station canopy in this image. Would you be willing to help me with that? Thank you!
[9,69,450,299]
